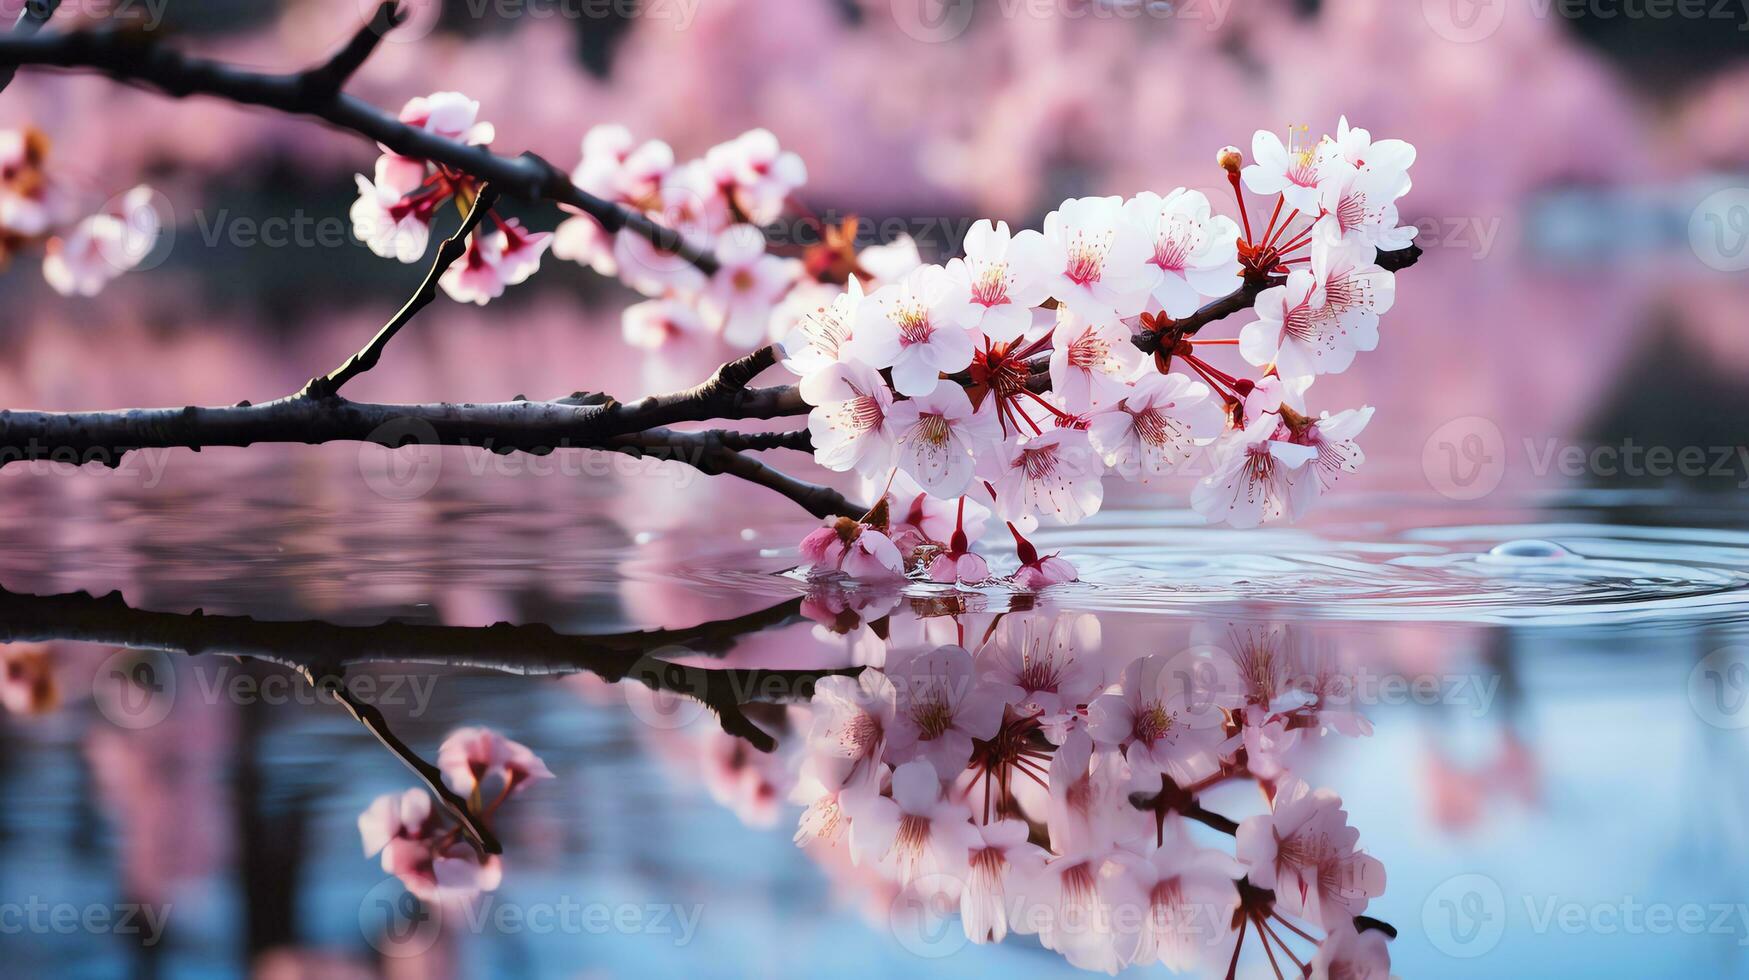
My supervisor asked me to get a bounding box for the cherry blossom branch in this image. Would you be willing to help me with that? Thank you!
[312,182,501,397]
[0,6,721,273]
[605,427,864,520]
[302,665,502,857]
[1130,242,1423,355]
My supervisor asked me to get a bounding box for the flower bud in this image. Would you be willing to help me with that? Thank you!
[1217,146,1243,174]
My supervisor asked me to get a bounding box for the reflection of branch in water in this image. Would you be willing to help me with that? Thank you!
[0,585,848,798]
[302,667,500,857]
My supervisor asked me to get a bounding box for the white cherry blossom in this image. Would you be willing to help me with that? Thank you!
[1086,373,1223,483]
[985,427,1106,526]
[1029,195,1153,322]
[1191,411,1317,528]
[805,361,898,479]
[944,219,1052,344]
[885,379,1000,497]
[848,264,977,396]
[1048,309,1144,413]
[1241,126,1344,215]
[1124,189,1242,318]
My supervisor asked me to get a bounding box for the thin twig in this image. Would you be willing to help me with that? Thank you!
[606,426,863,519]
[303,665,502,857]
[312,182,501,397]
[300,0,403,100]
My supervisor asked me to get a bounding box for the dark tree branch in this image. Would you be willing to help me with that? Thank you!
[305,665,501,857]
[0,584,850,755]
[311,182,501,397]
[607,426,863,520]
[0,0,56,93]
[300,0,403,100]
[0,23,720,273]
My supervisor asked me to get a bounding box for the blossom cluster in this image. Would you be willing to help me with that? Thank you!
[549,123,813,350]
[349,93,553,305]
[787,120,1415,587]
[1,127,160,297]
[357,726,552,904]
[656,607,1392,976]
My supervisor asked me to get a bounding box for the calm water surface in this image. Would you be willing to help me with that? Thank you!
[1,459,1746,979]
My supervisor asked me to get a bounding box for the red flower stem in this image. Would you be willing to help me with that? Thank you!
[1227,172,1253,243]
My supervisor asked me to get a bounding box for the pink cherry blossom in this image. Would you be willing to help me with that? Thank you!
[439,221,552,306]
[1048,309,1144,413]
[1028,195,1153,322]
[349,160,434,264]
[1086,654,1226,785]
[885,379,1000,497]
[798,516,906,580]
[1329,116,1416,175]
[1086,373,1223,483]
[359,788,504,905]
[1238,268,1336,381]
[1285,406,1374,518]
[437,726,554,804]
[848,263,977,397]
[1006,521,1079,590]
[1235,777,1386,930]
[380,834,504,906]
[780,277,861,396]
[961,818,1048,944]
[1103,832,1242,971]
[1310,922,1394,980]
[844,759,977,886]
[804,360,897,479]
[1314,164,1416,252]
[1124,188,1242,318]
[977,612,1102,742]
[884,645,1006,775]
[700,224,802,347]
[944,219,1052,344]
[1191,411,1317,529]
[621,298,709,351]
[42,185,160,297]
[986,428,1105,526]
[398,92,495,146]
[807,670,897,773]
[705,128,806,226]
[1241,125,1343,214]
[358,788,435,861]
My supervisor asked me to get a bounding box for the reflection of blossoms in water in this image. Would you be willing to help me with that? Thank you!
[356,727,549,905]
[764,609,1393,973]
